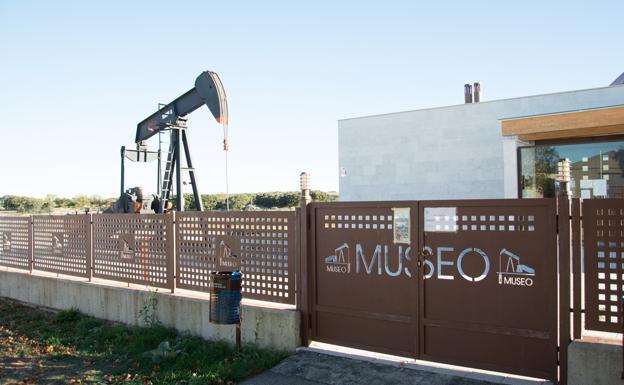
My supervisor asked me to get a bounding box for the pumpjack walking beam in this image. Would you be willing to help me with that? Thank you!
[135,71,228,212]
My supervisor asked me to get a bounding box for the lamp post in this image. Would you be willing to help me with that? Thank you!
[298,171,312,345]
[300,172,311,204]
[557,158,571,198]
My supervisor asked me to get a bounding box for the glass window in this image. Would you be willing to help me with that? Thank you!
[519,139,624,198]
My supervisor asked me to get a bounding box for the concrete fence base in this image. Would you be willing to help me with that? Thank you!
[0,269,300,352]
[568,339,623,385]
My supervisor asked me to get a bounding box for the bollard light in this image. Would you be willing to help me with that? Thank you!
[557,158,571,183]
[300,172,310,191]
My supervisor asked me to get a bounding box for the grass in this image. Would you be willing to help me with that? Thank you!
[0,298,288,384]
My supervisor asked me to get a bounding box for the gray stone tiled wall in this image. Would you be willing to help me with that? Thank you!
[338,85,624,201]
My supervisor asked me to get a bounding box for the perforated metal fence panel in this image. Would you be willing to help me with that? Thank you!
[176,211,297,304]
[583,199,624,333]
[0,216,31,271]
[92,214,173,290]
[32,215,90,278]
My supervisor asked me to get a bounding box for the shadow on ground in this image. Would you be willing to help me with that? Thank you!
[0,354,117,385]
[242,351,504,385]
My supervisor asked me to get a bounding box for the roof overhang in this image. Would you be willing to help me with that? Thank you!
[501,105,624,141]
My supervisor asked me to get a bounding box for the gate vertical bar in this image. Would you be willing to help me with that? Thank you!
[295,207,301,308]
[571,199,582,339]
[308,203,318,344]
[299,175,312,345]
[414,201,423,360]
[558,197,571,385]
[297,205,309,345]
[417,201,425,360]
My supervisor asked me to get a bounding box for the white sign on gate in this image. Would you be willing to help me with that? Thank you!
[424,207,457,233]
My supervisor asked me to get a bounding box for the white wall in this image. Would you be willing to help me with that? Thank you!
[338,85,624,201]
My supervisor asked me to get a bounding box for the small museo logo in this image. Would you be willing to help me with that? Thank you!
[498,248,535,287]
[325,243,351,274]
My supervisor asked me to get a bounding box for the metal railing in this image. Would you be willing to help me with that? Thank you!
[3,198,624,321]
[176,211,297,304]
[576,199,624,334]
[0,216,32,271]
[3,197,624,385]
[0,211,298,306]
[33,215,91,278]
[92,214,174,290]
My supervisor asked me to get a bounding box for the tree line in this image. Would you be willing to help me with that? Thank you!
[0,195,116,213]
[187,190,337,211]
[0,191,338,213]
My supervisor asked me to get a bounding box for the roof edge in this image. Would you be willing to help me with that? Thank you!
[338,83,624,123]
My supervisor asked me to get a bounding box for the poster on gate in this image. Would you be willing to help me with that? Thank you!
[392,207,410,244]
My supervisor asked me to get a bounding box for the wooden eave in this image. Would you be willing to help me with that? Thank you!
[501,105,624,141]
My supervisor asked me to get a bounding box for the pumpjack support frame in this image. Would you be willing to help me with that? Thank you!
[159,120,204,212]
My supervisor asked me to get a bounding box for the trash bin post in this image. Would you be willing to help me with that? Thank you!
[236,323,241,352]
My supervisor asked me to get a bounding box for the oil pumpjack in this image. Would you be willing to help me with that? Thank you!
[107,71,228,213]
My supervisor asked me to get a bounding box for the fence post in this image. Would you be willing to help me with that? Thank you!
[88,214,93,282]
[558,196,571,385]
[29,216,34,273]
[168,212,176,294]
[298,172,312,346]
[571,199,582,340]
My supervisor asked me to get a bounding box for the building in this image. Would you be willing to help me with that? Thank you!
[338,75,624,201]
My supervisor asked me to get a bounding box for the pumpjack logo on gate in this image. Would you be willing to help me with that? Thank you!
[497,248,535,287]
[324,243,351,274]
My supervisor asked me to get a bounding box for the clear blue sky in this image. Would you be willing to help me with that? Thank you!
[1,0,622,198]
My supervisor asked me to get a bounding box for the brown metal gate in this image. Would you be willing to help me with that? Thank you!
[419,199,559,380]
[309,199,561,381]
[309,202,419,357]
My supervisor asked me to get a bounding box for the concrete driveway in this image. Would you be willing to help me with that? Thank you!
[242,350,552,385]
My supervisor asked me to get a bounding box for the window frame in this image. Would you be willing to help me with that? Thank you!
[517,135,624,199]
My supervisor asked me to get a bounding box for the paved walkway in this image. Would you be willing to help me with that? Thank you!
[242,350,549,385]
